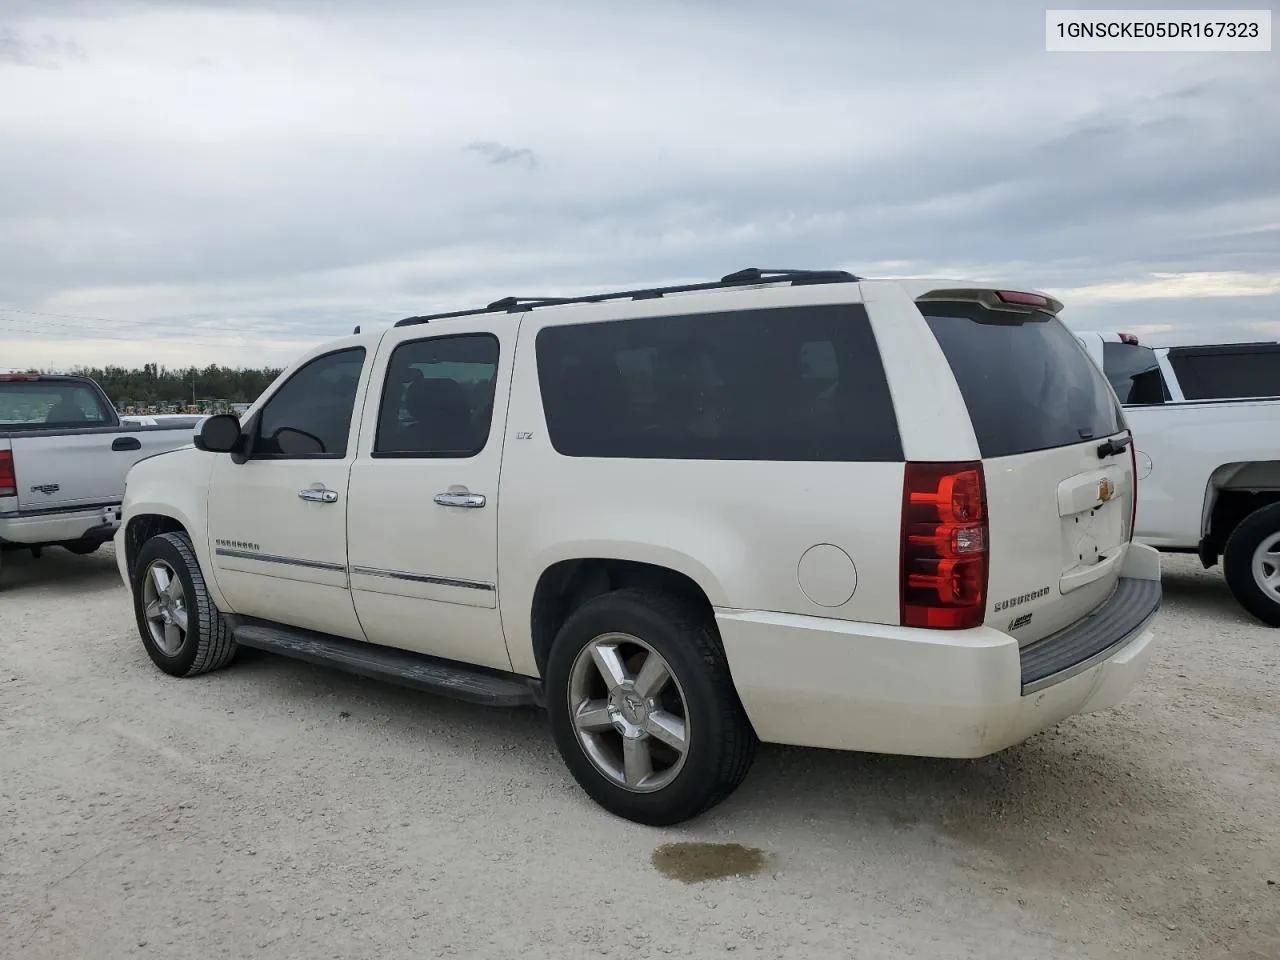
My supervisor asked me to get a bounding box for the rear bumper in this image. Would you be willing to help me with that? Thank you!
[0,503,122,547]
[717,543,1161,758]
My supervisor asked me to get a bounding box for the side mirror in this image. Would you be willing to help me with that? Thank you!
[195,414,244,454]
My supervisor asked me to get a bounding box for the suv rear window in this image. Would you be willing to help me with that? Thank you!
[0,380,114,429]
[922,303,1123,459]
[535,303,903,461]
[1102,341,1169,405]
[1167,344,1280,400]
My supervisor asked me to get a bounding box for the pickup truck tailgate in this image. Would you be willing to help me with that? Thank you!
[9,428,194,511]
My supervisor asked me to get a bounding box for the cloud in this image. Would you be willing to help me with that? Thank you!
[465,141,539,169]
[0,0,1277,368]
[0,28,86,67]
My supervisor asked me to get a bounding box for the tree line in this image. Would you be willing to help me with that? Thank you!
[20,363,283,406]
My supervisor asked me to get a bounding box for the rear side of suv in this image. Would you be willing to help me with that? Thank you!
[117,269,1161,826]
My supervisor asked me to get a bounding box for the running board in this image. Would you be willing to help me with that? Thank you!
[226,617,542,708]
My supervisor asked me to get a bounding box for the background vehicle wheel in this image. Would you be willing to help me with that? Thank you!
[545,587,756,826]
[132,531,238,676]
[1223,502,1280,627]
[64,540,101,556]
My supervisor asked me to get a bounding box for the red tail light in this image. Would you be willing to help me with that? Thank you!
[0,450,16,498]
[1127,430,1137,542]
[901,461,989,629]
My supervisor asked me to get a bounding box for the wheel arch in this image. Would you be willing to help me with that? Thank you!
[1199,461,1280,567]
[528,556,719,678]
[124,512,189,577]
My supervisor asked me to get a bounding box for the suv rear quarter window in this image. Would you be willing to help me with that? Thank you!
[922,302,1123,458]
[534,303,903,462]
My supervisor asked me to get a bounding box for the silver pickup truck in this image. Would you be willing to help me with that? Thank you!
[0,374,200,582]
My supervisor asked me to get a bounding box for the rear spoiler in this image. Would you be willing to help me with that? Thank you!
[915,288,1064,318]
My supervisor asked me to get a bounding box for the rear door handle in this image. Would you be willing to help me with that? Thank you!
[434,492,486,508]
[112,437,141,451]
[298,487,339,503]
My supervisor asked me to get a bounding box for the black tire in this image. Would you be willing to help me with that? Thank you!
[545,587,757,826]
[1223,503,1280,627]
[64,540,101,556]
[131,531,238,676]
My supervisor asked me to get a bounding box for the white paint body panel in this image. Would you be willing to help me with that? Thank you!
[1123,399,1280,548]
[115,281,1161,758]
[346,317,514,672]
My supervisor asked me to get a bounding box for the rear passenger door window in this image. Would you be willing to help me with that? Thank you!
[373,334,500,458]
[534,303,903,461]
[1167,345,1280,400]
[253,347,366,458]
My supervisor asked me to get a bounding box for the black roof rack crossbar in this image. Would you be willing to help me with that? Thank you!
[394,267,860,327]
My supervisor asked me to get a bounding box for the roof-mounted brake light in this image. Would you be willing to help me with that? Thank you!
[0,374,39,382]
[994,290,1049,307]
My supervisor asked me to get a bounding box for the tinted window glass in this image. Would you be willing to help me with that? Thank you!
[255,348,365,458]
[535,303,903,461]
[1102,341,1169,405]
[374,334,500,457]
[0,381,112,428]
[1168,346,1280,400]
[923,305,1122,458]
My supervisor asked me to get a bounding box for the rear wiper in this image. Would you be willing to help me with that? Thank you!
[1096,434,1132,458]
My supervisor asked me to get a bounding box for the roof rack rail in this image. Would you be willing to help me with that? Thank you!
[394,267,860,327]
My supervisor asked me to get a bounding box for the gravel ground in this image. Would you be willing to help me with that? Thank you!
[1,546,1276,960]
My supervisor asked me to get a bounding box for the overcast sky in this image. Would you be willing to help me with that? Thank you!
[1,0,1277,371]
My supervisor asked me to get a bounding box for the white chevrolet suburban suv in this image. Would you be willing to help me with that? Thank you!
[116,268,1162,825]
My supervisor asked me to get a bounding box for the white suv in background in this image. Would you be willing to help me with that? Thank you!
[116,268,1162,825]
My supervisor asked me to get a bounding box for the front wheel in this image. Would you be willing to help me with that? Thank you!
[1223,502,1280,627]
[545,588,757,826]
[132,531,238,676]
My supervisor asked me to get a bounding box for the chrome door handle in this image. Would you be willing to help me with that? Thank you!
[434,491,486,508]
[298,487,339,503]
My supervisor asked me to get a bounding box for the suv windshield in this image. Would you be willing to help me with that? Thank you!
[922,302,1123,458]
[0,380,114,429]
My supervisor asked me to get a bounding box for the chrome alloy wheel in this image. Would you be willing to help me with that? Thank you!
[567,632,690,793]
[1251,531,1280,602]
[142,559,189,656]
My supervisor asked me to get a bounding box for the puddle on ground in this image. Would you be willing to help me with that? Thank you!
[651,842,771,884]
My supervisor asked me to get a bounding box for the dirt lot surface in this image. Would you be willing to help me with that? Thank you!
[1,546,1277,960]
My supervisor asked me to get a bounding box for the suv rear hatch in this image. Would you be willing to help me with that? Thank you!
[917,289,1136,644]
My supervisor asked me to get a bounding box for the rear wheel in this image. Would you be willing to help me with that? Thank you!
[1223,502,1280,627]
[132,532,238,675]
[64,540,101,556]
[545,588,756,826]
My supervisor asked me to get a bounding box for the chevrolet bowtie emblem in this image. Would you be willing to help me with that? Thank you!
[1098,478,1115,502]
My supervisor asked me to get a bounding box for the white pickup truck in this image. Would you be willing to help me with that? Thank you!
[0,374,201,581]
[1075,332,1280,625]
